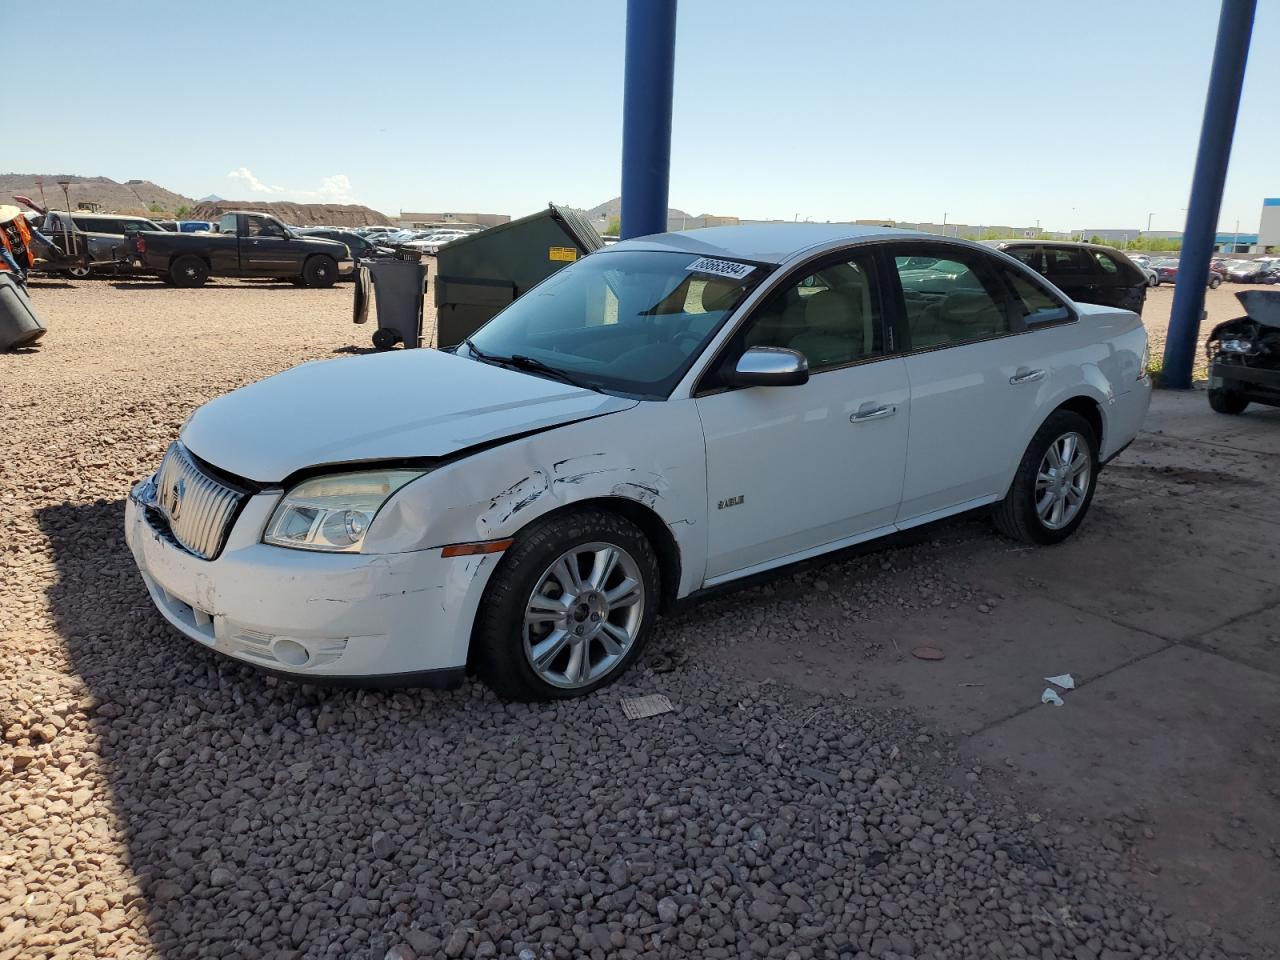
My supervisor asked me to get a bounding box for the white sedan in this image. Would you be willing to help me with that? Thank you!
[125,224,1151,700]
[402,230,471,254]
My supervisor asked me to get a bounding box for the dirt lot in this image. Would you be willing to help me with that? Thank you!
[1,277,1277,960]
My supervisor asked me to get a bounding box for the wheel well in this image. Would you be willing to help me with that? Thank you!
[1054,396,1103,449]
[520,496,683,613]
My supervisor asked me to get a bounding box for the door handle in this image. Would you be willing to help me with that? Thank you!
[1009,368,1046,385]
[850,404,897,423]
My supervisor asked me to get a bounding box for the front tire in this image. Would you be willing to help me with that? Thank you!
[63,265,93,280]
[1209,276,1222,290]
[302,255,338,288]
[993,410,1099,545]
[1208,387,1249,415]
[473,508,661,701]
[371,327,400,350]
[170,255,209,287]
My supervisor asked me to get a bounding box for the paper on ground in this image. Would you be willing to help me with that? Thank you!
[621,694,674,720]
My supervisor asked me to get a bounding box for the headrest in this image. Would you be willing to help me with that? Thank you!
[700,278,740,312]
[805,291,857,332]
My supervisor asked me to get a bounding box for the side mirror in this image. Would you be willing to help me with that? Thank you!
[725,346,809,387]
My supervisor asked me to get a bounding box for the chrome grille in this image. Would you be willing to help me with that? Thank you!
[153,443,244,560]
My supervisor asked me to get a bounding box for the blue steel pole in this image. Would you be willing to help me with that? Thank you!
[620,0,677,240]
[1162,0,1256,389]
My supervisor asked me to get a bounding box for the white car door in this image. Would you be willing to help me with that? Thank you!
[888,244,1066,523]
[694,253,910,583]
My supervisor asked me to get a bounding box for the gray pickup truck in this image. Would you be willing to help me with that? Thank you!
[125,211,352,288]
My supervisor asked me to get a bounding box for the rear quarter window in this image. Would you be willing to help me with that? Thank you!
[999,265,1072,326]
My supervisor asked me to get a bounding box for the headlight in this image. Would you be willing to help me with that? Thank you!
[263,470,424,552]
[1220,337,1256,355]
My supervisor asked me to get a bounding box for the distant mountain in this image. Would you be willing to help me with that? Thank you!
[189,199,393,228]
[0,173,196,215]
[585,196,691,222]
[198,194,223,203]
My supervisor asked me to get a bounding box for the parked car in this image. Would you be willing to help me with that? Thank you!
[990,241,1148,314]
[1151,258,1224,289]
[39,212,167,279]
[124,211,352,287]
[1224,260,1280,284]
[402,229,471,254]
[125,224,1150,699]
[294,228,395,270]
[1123,254,1161,286]
[1206,290,1280,414]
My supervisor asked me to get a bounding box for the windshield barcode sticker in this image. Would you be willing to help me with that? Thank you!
[686,257,756,281]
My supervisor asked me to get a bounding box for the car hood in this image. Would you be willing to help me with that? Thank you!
[181,349,637,484]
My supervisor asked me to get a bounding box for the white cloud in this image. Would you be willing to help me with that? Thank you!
[314,174,355,202]
[225,168,357,204]
[227,167,285,194]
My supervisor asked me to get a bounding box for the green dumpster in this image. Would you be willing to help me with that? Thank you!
[433,204,603,347]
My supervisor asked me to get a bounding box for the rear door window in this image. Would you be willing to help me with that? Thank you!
[1004,246,1044,273]
[1043,248,1097,280]
[891,246,1015,350]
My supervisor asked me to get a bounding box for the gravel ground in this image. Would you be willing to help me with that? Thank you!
[0,277,1249,959]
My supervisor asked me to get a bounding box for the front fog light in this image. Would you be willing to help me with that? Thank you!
[264,470,424,553]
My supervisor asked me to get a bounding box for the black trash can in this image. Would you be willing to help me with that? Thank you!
[0,275,46,350]
[353,258,428,350]
[433,204,603,347]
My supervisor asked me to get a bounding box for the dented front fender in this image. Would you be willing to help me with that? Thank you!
[363,400,709,597]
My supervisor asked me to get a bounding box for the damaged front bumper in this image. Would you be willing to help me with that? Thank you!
[124,481,485,686]
[1210,359,1280,407]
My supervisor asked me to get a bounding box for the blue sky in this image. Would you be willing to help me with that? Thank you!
[8,0,1277,233]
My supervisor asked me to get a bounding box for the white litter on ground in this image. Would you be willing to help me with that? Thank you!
[1044,674,1076,690]
[1041,688,1066,707]
[621,694,674,720]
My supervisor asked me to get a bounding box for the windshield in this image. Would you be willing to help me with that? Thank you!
[466,249,766,399]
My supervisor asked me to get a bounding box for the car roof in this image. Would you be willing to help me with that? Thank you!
[606,223,915,265]
[987,239,1125,254]
[59,212,154,221]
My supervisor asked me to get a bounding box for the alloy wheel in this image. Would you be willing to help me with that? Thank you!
[522,541,645,689]
[1035,431,1091,530]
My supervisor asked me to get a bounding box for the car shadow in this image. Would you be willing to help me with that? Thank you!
[332,344,381,356]
[34,497,492,956]
[26,278,75,289]
[107,281,300,291]
[32,494,990,956]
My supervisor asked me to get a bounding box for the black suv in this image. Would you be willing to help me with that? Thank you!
[989,241,1148,316]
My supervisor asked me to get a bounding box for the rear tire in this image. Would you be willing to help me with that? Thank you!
[473,508,661,702]
[170,255,209,288]
[302,255,338,288]
[993,410,1099,546]
[1208,387,1249,415]
[371,328,400,350]
[63,265,92,280]
[1209,276,1222,289]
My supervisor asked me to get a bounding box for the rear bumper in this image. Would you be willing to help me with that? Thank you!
[1102,379,1151,460]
